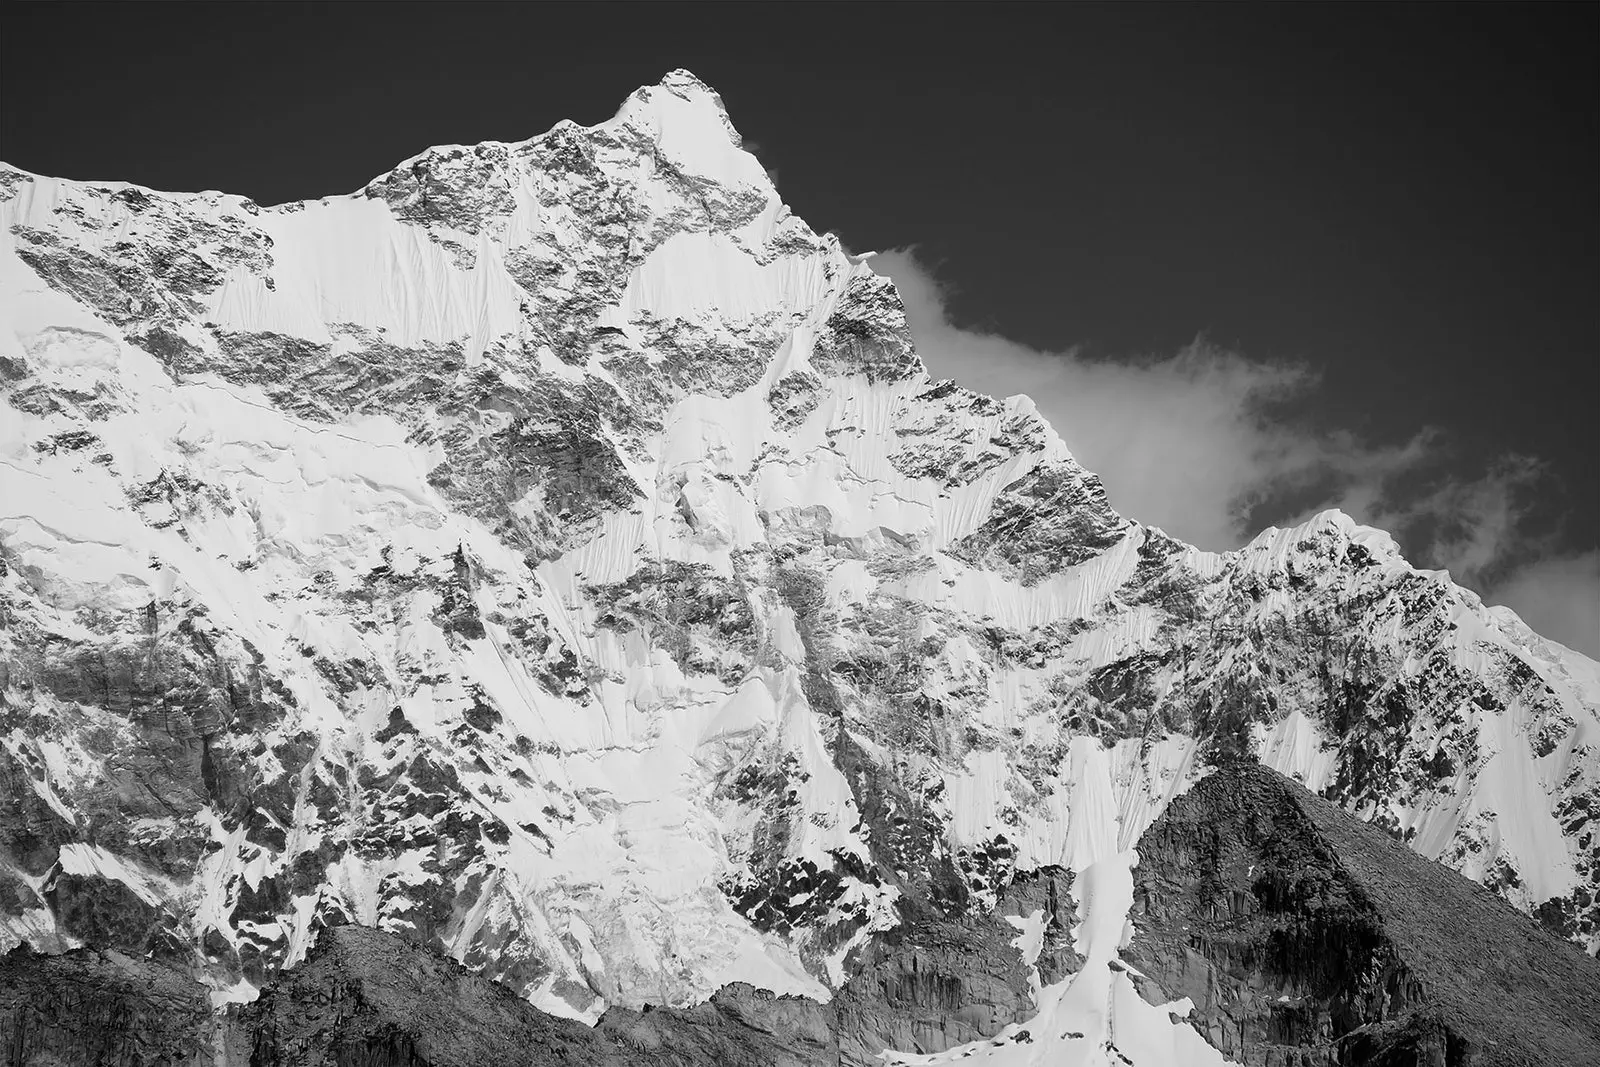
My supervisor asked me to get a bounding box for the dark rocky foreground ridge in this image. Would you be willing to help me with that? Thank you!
[1127,764,1600,1066]
[243,925,835,1067]
[0,875,1064,1066]
[0,942,231,1066]
[4,765,1594,1067]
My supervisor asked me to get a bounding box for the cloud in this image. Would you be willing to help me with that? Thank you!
[878,249,1315,549]
[1346,455,1553,589]
[872,248,1598,658]
[875,248,1424,551]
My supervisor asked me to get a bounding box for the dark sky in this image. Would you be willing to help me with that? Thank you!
[5,2,1596,557]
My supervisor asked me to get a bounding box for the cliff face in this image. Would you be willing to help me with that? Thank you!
[1125,763,1600,1066]
[241,923,839,1067]
[0,942,240,1067]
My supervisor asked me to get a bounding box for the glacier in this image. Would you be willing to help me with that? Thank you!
[1,69,1596,1065]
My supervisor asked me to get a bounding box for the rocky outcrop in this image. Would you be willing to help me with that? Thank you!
[7,783,1598,1067]
[829,907,1033,1060]
[997,865,1081,987]
[600,985,839,1067]
[243,904,1065,1066]
[243,923,837,1067]
[0,904,1059,1066]
[1126,763,1600,1066]
[0,942,240,1066]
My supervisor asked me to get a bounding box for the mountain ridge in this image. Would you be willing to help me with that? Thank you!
[1,68,1596,1066]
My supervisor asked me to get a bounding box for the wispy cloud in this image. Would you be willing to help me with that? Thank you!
[873,249,1598,658]
[1341,455,1553,590]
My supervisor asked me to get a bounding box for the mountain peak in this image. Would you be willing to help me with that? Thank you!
[1,70,1596,1067]
[607,69,768,190]
[656,67,724,102]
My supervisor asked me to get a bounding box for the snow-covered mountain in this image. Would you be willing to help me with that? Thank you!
[2,70,1596,1065]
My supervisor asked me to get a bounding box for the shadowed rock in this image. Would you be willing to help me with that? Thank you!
[1126,762,1600,1066]
[242,923,837,1066]
[0,942,236,1067]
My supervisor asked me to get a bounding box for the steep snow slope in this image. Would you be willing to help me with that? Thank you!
[2,69,1596,1062]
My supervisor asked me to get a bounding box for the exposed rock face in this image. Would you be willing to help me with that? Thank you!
[601,985,841,1067]
[1126,763,1600,1066]
[997,866,1081,987]
[5,770,1599,1067]
[829,904,1035,1059]
[243,923,838,1067]
[0,942,237,1066]
[2,67,1599,1066]
[2,917,1038,1067]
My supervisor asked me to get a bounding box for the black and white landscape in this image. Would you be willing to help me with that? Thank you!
[1,26,1597,1067]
